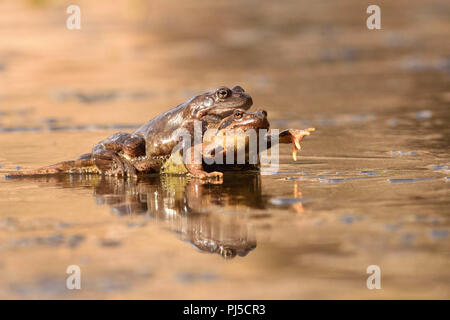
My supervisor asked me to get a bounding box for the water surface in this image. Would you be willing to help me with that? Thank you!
[0,0,449,299]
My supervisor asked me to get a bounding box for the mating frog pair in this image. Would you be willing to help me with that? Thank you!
[6,86,314,179]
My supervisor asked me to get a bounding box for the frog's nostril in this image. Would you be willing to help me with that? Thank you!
[232,85,245,93]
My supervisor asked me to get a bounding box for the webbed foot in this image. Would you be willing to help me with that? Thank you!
[93,152,137,178]
[189,170,224,180]
[279,128,315,161]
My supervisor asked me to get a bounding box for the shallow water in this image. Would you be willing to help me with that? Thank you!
[0,0,449,299]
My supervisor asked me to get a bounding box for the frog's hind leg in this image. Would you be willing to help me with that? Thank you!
[6,159,101,177]
[93,151,137,178]
[75,152,126,176]
[91,133,144,178]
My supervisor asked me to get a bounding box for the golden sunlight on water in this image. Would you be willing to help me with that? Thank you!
[0,0,449,299]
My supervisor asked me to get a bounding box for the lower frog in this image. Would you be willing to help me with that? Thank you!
[161,108,315,178]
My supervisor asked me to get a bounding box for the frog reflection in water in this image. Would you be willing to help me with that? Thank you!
[99,174,264,258]
[23,174,271,258]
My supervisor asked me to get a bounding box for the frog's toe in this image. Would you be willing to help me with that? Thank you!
[208,171,224,179]
[109,165,125,177]
[196,173,209,179]
[111,159,138,178]
[189,171,209,179]
[123,160,138,178]
[93,151,137,177]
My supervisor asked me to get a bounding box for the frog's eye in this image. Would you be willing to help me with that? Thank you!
[217,88,230,99]
[234,110,244,119]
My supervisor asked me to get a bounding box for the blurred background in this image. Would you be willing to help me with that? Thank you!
[1,0,448,128]
[0,0,449,299]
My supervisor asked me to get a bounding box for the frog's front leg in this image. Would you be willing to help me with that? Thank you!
[184,146,223,180]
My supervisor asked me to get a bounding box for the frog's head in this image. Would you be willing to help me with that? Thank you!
[202,109,269,158]
[217,108,269,132]
[188,85,253,123]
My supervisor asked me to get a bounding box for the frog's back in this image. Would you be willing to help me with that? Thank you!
[133,102,188,138]
[133,102,191,157]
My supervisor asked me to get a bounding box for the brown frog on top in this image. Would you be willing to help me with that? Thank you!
[6,85,252,178]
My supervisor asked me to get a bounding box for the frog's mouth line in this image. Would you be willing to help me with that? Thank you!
[208,106,251,118]
[209,97,253,116]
